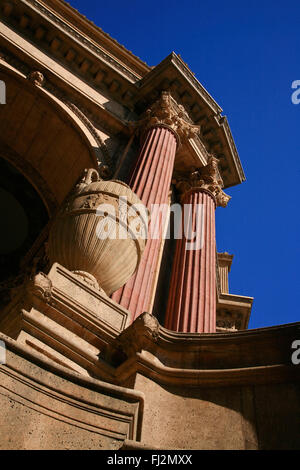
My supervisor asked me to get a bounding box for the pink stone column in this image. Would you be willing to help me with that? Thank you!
[164,189,217,333]
[112,91,200,323]
[164,157,230,333]
[111,125,178,321]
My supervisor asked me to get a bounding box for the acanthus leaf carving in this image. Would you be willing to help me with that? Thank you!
[174,156,231,208]
[133,91,201,144]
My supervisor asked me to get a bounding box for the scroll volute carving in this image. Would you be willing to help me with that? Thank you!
[27,272,53,302]
[174,156,231,208]
[134,91,201,144]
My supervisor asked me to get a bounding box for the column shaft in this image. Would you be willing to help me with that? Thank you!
[165,190,217,333]
[112,126,177,321]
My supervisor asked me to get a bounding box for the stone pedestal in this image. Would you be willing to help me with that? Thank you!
[0,263,130,377]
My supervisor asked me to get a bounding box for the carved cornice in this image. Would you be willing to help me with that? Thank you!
[216,310,243,331]
[134,91,200,145]
[22,0,144,81]
[216,115,246,184]
[106,315,300,389]
[170,53,222,115]
[217,292,253,331]
[0,1,246,188]
[0,53,112,173]
[174,156,231,208]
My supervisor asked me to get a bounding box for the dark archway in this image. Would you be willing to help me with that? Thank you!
[0,158,48,305]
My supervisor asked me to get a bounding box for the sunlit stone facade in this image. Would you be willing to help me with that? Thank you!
[0,0,299,450]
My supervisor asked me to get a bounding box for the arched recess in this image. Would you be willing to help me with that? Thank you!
[0,64,108,209]
[0,141,57,217]
[0,64,109,310]
[0,157,49,307]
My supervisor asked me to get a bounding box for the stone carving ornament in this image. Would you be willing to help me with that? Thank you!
[26,71,45,87]
[174,156,231,208]
[27,272,53,302]
[135,91,201,144]
[115,313,160,357]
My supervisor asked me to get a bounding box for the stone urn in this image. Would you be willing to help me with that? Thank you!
[48,169,148,296]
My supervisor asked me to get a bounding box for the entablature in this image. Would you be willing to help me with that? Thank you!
[0,0,245,188]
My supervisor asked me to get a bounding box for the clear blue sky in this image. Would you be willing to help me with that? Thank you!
[68,0,300,329]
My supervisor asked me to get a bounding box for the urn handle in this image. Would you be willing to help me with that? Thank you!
[73,168,101,195]
[83,168,100,185]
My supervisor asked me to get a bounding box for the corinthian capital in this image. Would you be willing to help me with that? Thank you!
[135,91,200,143]
[174,156,231,208]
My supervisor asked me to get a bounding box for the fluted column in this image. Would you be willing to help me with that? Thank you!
[165,157,231,333]
[112,91,200,323]
[218,252,234,294]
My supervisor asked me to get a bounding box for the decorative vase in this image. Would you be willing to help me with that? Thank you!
[48,169,148,296]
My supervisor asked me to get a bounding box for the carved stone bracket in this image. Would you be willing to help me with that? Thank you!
[114,312,160,358]
[133,91,201,145]
[27,272,53,303]
[173,156,231,207]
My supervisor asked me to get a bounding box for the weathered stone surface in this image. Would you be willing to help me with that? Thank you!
[0,334,144,450]
[133,374,299,450]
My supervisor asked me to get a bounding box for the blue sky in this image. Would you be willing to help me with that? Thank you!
[68,0,300,328]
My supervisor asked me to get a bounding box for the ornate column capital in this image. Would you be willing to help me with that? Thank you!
[173,156,231,208]
[133,91,200,145]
